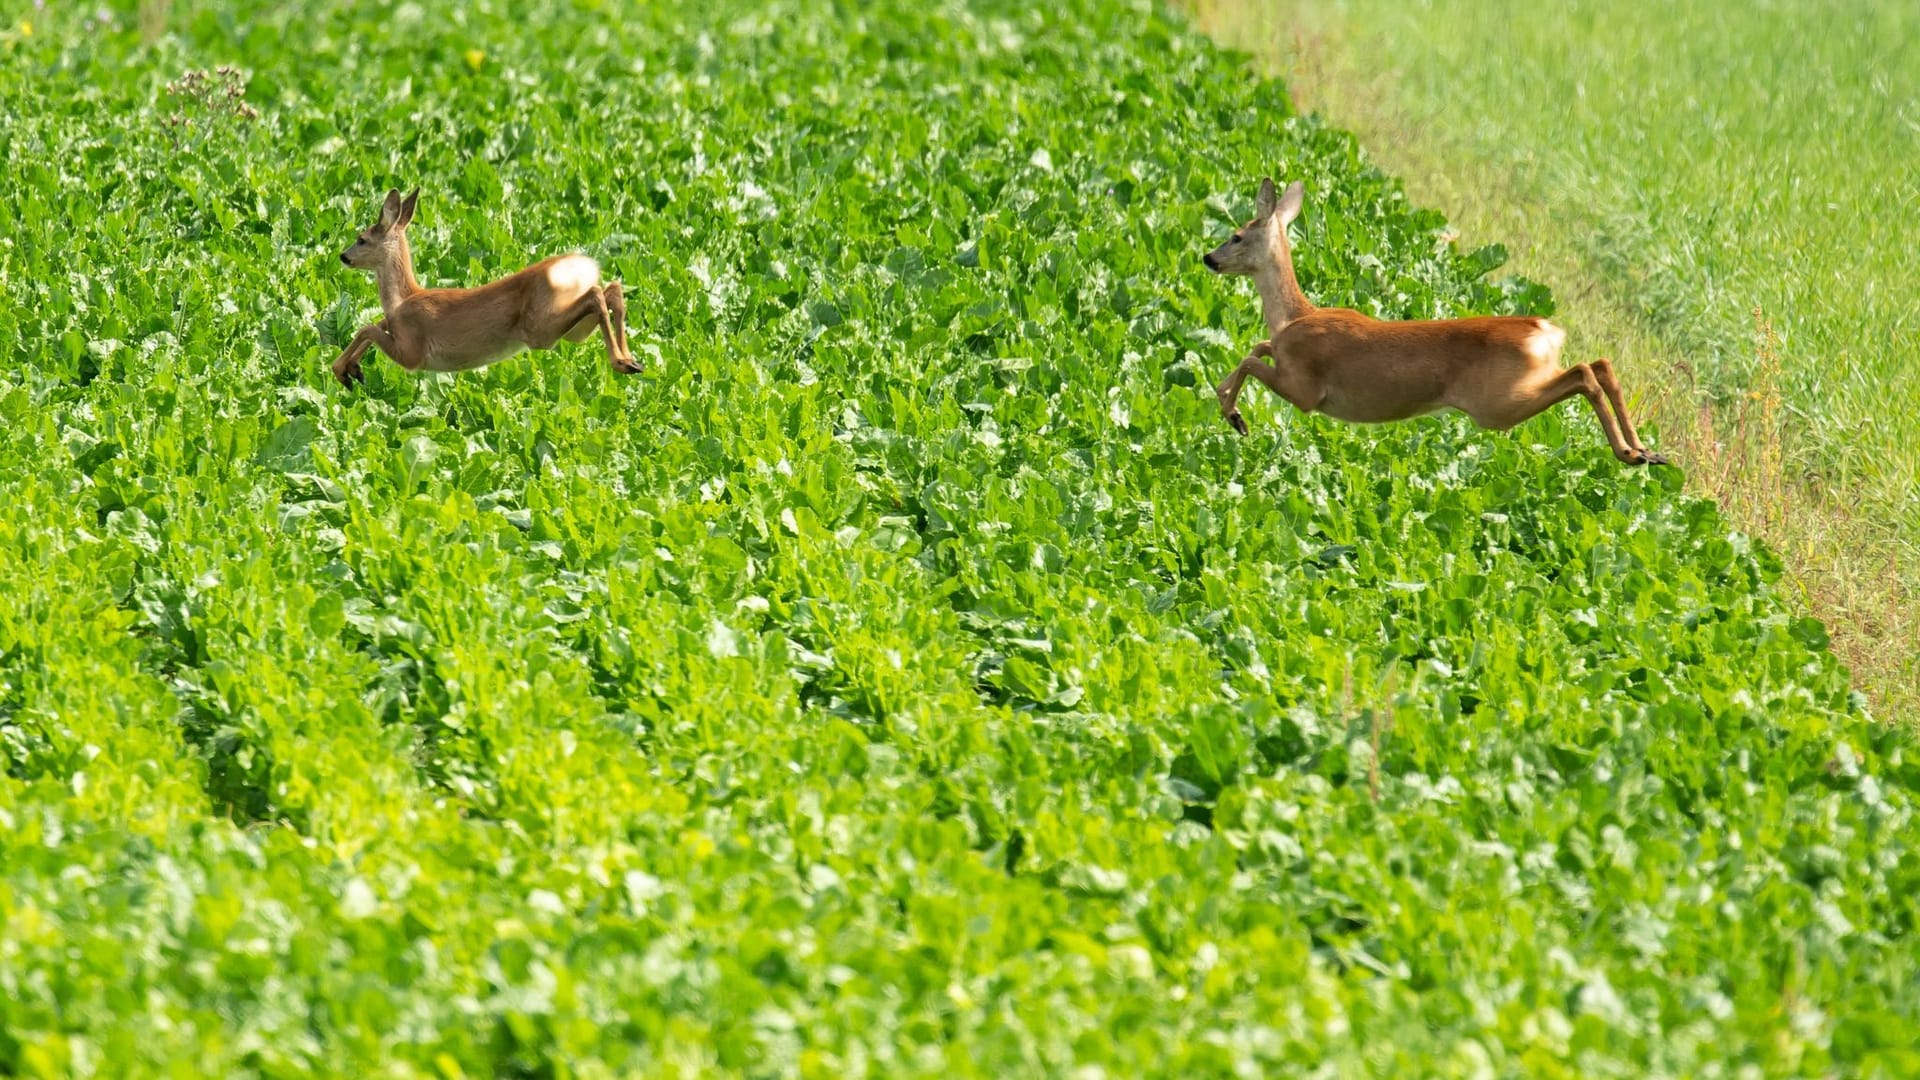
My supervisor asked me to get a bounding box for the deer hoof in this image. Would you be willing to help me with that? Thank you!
[1642,451,1670,466]
[1226,411,1248,436]
[334,364,363,389]
[612,358,643,375]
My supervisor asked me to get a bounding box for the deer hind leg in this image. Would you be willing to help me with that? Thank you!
[560,283,614,344]
[1467,363,1657,465]
[601,282,637,369]
[1589,358,1666,465]
[1216,343,1323,436]
[561,311,597,343]
[556,284,639,373]
[537,287,640,374]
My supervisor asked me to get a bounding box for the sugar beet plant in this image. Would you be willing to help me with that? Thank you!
[1,0,1915,1076]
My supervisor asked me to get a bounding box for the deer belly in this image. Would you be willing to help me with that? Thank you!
[1317,387,1447,424]
[423,337,527,372]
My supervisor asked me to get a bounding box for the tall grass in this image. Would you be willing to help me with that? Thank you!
[1187,0,1920,716]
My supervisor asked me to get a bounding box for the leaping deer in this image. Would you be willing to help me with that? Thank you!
[329,189,641,388]
[1204,178,1666,466]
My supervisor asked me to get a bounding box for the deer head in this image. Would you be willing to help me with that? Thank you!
[1203,178,1304,276]
[340,188,419,271]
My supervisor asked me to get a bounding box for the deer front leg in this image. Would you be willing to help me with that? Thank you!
[1217,343,1324,435]
[331,322,403,388]
[1215,342,1273,435]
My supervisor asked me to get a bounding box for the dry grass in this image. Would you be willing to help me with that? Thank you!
[139,0,173,45]
[1680,313,1920,705]
[1185,0,1920,719]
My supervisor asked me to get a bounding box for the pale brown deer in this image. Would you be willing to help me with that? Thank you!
[1204,178,1666,465]
[329,189,641,387]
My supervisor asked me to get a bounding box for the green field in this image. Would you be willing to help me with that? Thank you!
[1192,0,1920,711]
[3,1,1917,1076]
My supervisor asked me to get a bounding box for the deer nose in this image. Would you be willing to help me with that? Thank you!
[1203,253,1219,271]
[340,253,351,264]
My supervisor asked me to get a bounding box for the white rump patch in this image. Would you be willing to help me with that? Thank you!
[1529,319,1567,361]
[546,255,600,297]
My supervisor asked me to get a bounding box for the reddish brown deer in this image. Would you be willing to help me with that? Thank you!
[329,189,641,387]
[1204,178,1666,465]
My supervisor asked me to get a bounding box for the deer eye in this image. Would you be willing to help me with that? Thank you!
[1231,235,1243,244]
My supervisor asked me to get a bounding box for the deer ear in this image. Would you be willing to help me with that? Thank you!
[1275,180,1305,227]
[1255,177,1278,219]
[378,189,404,230]
[397,189,420,229]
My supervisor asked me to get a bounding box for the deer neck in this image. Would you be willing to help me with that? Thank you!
[375,234,423,315]
[1253,233,1314,337]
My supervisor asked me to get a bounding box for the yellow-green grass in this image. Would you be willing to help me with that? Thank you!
[1187,0,1920,717]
